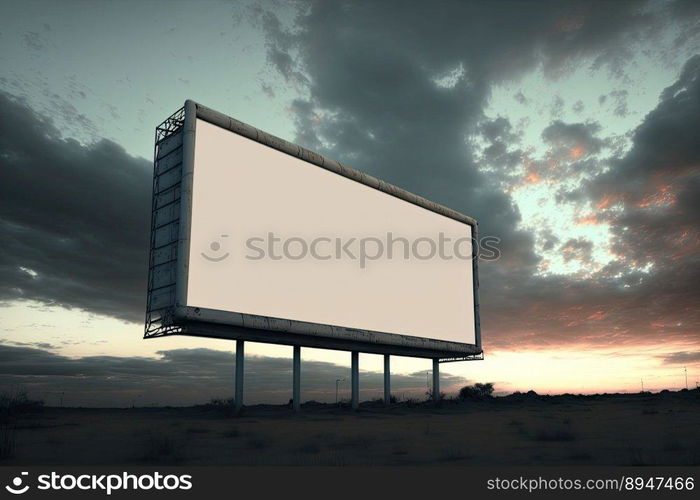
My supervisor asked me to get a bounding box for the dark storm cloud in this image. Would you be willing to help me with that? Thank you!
[493,55,700,351]
[477,116,523,177]
[260,0,689,272]
[528,119,615,186]
[660,351,700,365]
[260,1,700,352]
[0,0,697,359]
[568,55,700,348]
[560,237,594,264]
[264,0,658,305]
[0,91,151,321]
[584,55,700,272]
[542,121,605,156]
[539,229,560,252]
[0,344,467,406]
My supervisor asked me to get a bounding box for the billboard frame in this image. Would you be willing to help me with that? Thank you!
[145,100,482,361]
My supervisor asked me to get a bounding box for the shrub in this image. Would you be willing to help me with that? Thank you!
[201,398,236,416]
[0,390,44,416]
[207,398,234,408]
[425,390,446,402]
[458,383,494,401]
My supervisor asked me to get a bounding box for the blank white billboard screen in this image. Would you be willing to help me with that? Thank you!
[186,119,476,344]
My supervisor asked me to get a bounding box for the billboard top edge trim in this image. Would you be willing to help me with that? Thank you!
[185,99,478,229]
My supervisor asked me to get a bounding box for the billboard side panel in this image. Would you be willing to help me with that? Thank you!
[144,107,185,336]
[472,222,482,349]
[173,100,197,320]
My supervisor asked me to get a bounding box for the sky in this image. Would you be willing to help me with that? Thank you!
[1,0,699,406]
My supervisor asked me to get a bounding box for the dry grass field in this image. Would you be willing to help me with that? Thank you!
[2,390,698,466]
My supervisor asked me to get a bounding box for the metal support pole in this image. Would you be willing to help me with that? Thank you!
[432,358,440,403]
[293,345,301,411]
[384,354,391,405]
[235,340,244,412]
[351,351,359,410]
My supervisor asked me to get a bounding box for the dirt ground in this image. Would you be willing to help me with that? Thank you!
[3,391,699,466]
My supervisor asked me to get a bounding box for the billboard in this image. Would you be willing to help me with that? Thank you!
[145,101,481,360]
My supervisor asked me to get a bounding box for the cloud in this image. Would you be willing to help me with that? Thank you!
[258,2,700,355]
[542,120,605,157]
[560,237,594,264]
[258,2,697,350]
[514,91,529,105]
[660,351,700,365]
[476,116,524,176]
[585,55,700,275]
[1,1,698,362]
[261,0,677,251]
[0,339,58,350]
[610,89,630,117]
[0,91,152,321]
[550,95,565,118]
[0,344,466,406]
[488,55,700,351]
